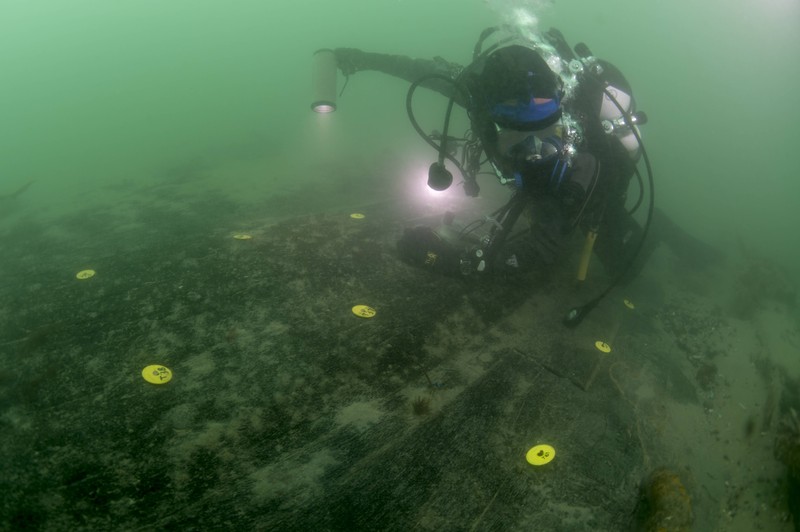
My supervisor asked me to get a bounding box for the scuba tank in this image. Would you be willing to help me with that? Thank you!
[544,29,648,163]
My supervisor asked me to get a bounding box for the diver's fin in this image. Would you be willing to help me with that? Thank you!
[653,208,725,268]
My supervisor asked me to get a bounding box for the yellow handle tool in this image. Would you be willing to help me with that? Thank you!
[576,230,598,281]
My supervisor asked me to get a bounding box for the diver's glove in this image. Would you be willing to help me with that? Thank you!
[397,226,491,277]
[397,226,463,276]
[333,48,369,76]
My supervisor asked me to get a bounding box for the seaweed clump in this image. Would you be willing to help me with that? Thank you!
[695,362,718,391]
[632,468,693,532]
[776,408,800,475]
[775,407,800,526]
[411,396,431,416]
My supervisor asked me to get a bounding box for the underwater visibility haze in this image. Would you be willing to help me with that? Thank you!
[1,0,799,530]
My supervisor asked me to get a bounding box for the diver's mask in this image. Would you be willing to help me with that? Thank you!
[487,89,565,183]
[490,94,562,132]
[467,43,568,187]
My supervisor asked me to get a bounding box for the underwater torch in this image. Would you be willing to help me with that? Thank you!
[311,49,337,113]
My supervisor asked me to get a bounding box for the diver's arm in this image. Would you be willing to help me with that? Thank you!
[491,195,574,275]
[334,48,466,106]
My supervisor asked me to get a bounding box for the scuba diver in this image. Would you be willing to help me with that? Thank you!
[330,27,721,325]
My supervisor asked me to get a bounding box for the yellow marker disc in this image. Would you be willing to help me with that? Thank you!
[233,234,253,240]
[526,444,556,466]
[76,269,96,280]
[350,213,365,219]
[623,298,635,310]
[595,340,612,353]
[142,365,173,384]
[352,305,376,318]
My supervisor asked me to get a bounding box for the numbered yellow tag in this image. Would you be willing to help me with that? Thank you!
[526,444,556,466]
[351,305,376,318]
[594,341,612,353]
[142,365,173,384]
[76,269,96,280]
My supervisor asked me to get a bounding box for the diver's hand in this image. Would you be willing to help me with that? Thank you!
[333,48,365,76]
[397,225,463,276]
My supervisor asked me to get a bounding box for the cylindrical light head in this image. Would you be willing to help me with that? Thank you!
[311,49,337,113]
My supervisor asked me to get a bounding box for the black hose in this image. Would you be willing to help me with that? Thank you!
[627,166,645,215]
[405,74,479,195]
[563,86,655,327]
